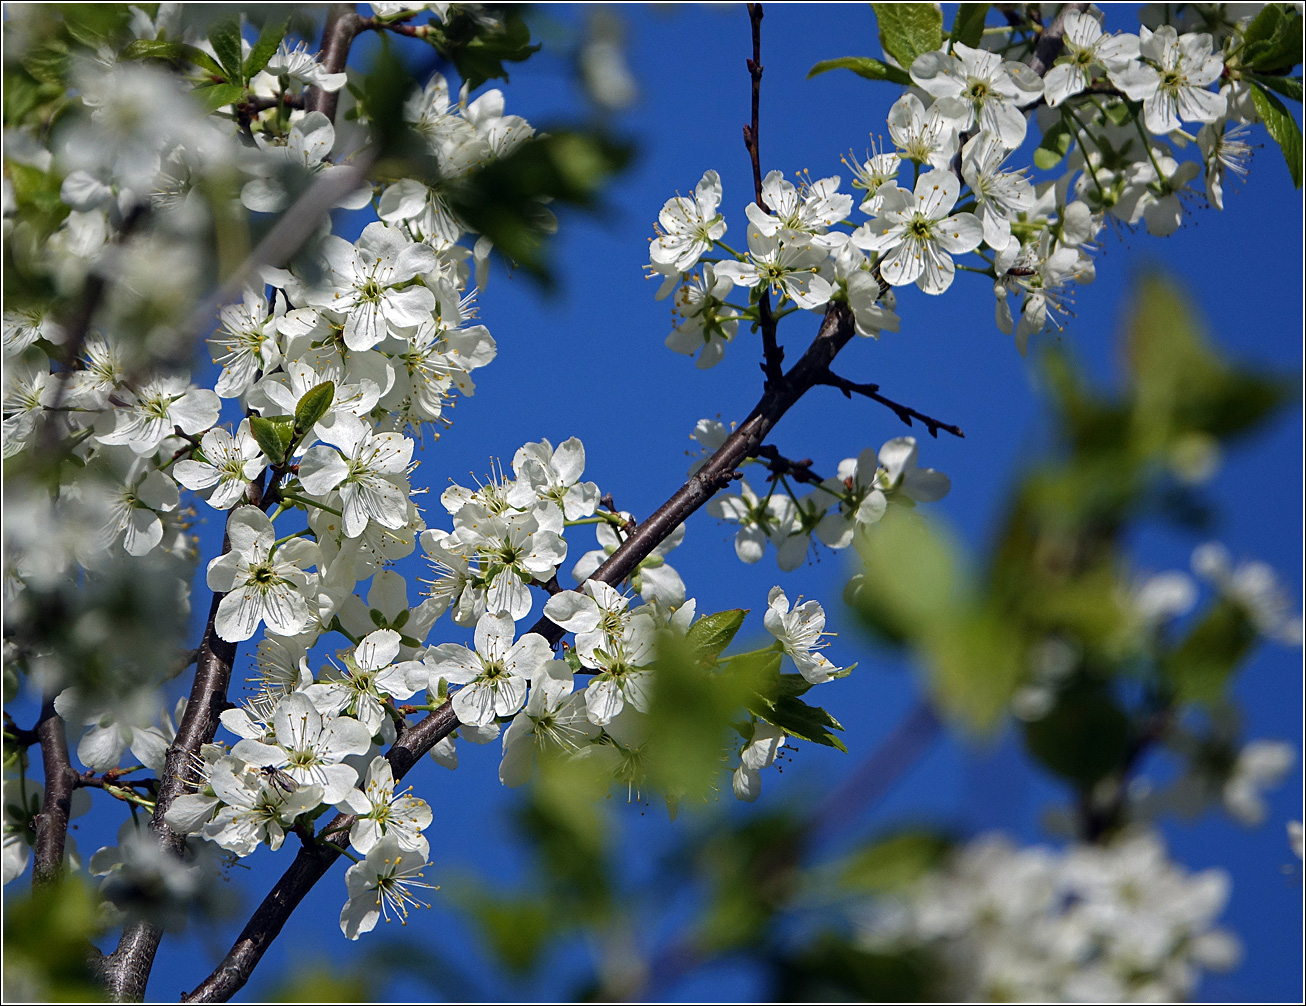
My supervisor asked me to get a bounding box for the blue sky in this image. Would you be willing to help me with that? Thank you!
[13,5,1302,1001]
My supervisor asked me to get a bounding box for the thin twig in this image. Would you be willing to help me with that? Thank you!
[741,3,785,389]
[815,371,965,439]
[753,444,828,487]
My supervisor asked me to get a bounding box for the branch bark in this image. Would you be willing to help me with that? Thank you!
[304,4,369,124]
[32,697,76,887]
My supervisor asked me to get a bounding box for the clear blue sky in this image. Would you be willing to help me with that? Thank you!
[17,5,1302,1000]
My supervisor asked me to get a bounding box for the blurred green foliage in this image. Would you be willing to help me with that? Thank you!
[1,876,107,1002]
[431,272,1297,1000]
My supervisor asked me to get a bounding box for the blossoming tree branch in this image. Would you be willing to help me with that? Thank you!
[2,2,1301,1002]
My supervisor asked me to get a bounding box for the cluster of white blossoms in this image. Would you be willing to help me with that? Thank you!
[650,9,1267,358]
[858,830,1241,1002]
[2,4,1299,969]
[707,431,950,570]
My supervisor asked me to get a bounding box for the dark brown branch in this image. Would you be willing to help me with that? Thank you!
[1025,2,1086,76]
[815,371,965,439]
[182,703,459,1003]
[305,5,369,124]
[741,3,784,389]
[102,520,244,1001]
[753,444,828,487]
[185,300,860,1002]
[32,698,76,888]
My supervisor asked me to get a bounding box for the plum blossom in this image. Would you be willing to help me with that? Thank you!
[852,169,982,294]
[298,416,415,538]
[206,506,319,642]
[231,691,373,805]
[303,223,439,352]
[424,612,551,727]
[1111,26,1226,134]
[1044,12,1141,107]
[649,169,727,275]
[764,586,841,684]
[173,420,268,510]
[910,42,1044,148]
[339,835,434,940]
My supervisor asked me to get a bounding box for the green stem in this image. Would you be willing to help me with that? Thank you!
[714,239,744,259]
[273,528,316,547]
[1064,107,1107,198]
[1133,115,1168,182]
[279,493,343,516]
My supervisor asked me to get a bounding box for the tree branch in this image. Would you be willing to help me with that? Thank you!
[182,703,459,1003]
[176,7,1080,996]
[1025,2,1086,76]
[32,697,76,888]
[741,3,785,389]
[753,444,828,487]
[814,371,965,439]
[304,4,369,124]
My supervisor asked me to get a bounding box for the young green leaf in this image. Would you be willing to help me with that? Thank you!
[1161,598,1257,703]
[245,17,290,79]
[1247,73,1303,102]
[949,4,990,50]
[807,56,912,86]
[1240,3,1303,73]
[686,608,748,661]
[294,381,335,434]
[206,14,245,85]
[193,82,247,113]
[249,415,290,464]
[1033,118,1074,170]
[871,3,944,73]
[1251,82,1304,189]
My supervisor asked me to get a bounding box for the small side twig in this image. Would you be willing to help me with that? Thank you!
[753,444,828,486]
[815,371,965,439]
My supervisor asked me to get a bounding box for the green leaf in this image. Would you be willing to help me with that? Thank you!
[1023,683,1130,787]
[433,8,540,91]
[62,5,132,50]
[22,39,71,86]
[369,608,387,629]
[685,608,748,661]
[120,38,187,63]
[925,608,1024,730]
[854,510,960,640]
[193,81,247,113]
[1241,3,1303,73]
[871,3,943,73]
[647,632,758,799]
[806,56,912,86]
[757,694,846,751]
[445,130,632,284]
[1161,599,1257,703]
[452,888,555,975]
[245,17,289,79]
[837,831,952,894]
[1034,118,1074,170]
[293,381,335,433]
[249,415,291,464]
[1248,73,1303,102]
[949,4,989,50]
[206,14,245,85]
[1251,82,1304,189]
[180,43,227,79]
